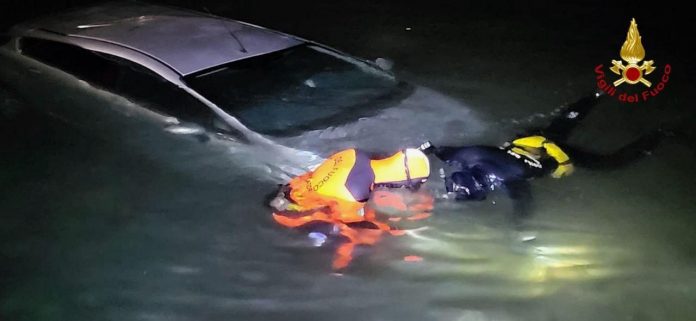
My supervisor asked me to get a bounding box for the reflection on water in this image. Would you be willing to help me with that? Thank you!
[3,105,694,320]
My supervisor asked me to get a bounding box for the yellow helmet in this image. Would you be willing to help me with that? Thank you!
[371,148,430,188]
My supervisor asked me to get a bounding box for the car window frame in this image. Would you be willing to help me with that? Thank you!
[17,36,245,138]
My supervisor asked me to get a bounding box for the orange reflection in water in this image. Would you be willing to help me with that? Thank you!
[273,189,433,271]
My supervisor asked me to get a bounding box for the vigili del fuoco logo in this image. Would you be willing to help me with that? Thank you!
[595,18,671,103]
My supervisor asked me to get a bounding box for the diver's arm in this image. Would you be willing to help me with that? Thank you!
[539,92,604,142]
[561,130,662,170]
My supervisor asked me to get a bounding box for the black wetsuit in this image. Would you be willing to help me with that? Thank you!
[433,145,544,219]
[433,93,662,219]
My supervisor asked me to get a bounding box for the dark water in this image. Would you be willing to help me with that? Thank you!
[2,1,696,320]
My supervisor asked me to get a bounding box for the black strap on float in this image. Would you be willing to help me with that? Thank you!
[403,149,412,188]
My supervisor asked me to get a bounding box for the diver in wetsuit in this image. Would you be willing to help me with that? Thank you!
[428,93,663,220]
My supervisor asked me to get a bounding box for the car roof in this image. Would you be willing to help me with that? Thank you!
[14,1,304,76]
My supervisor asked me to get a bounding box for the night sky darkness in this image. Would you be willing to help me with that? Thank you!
[2,1,695,321]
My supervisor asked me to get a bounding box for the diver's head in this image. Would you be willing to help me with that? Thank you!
[445,171,487,201]
[372,148,430,189]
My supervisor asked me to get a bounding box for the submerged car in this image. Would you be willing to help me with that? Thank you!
[0,1,482,170]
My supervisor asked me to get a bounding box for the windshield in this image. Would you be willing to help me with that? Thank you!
[184,45,406,136]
